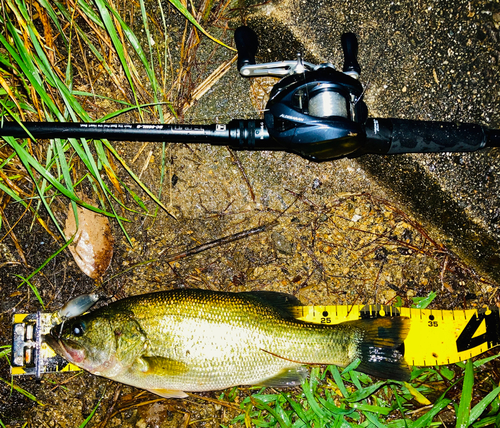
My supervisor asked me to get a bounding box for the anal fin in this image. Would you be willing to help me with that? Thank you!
[258,366,309,388]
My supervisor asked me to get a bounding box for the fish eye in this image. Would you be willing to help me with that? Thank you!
[71,322,86,337]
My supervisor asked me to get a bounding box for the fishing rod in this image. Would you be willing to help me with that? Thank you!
[1,26,499,161]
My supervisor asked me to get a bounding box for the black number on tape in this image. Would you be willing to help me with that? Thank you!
[456,310,500,353]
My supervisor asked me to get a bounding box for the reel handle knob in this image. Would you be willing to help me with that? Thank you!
[235,26,259,71]
[341,32,361,77]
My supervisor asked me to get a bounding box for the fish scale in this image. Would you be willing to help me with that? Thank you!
[44,289,409,398]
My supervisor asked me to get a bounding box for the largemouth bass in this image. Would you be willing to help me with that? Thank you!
[44,289,410,398]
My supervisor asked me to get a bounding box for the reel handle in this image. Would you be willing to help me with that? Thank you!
[234,26,259,71]
[341,32,361,77]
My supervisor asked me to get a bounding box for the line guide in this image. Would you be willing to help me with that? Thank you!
[11,305,500,376]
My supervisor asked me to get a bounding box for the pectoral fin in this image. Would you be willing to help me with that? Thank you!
[146,388,188,399]
[137,356,189,376]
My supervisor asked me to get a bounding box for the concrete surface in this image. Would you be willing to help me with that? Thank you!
[242,0,500,282]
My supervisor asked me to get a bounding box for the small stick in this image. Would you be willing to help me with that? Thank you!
[159,222,277,262]
[98,384,122,428]
[185,393,240,410]
[227,148,255,202]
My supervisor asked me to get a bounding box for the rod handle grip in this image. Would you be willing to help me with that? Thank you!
[364,118,491,154]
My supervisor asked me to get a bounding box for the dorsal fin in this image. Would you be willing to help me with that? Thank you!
[239,291,303,317]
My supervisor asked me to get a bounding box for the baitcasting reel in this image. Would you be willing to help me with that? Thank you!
[235,26,368,160]
[1,26,499,161]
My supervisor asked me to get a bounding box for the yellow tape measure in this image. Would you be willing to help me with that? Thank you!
[11,313,80,376]
[293,304,500,366]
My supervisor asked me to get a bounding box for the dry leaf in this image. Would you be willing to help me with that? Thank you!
[64,195,114,279]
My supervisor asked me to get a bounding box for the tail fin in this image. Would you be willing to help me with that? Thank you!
[350,317,410,381]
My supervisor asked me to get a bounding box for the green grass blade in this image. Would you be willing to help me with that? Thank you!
[70,91,133,107]
[93,0,139,108]
[413,398,452,428]
[350,403,392,416]
[412,291,437,309]
[0,181,26,205]
[35,0,69,48]
[102,139,175,218]
[52,1,115,78]
[5,137,117,217]
[468,385,500,426]
[274,398,292,427]
[94,103,170,122]
[0,346,11,360]
[14,274,45,309]
[347,370,362,390]
[0,376,45,406]
[105,0,172,118]
[317,395,353,416]
[473,353,500,368]
[53,137,78,226]
[329,365,349,398]
[5,141,65,237]
[78,390,105,427]
[392,389,410,428]
[472,416,499,427]
[456,359,474,428]
[0,24,60,118]
[281,393,311,428]
[139,0,159,117]
[302,378,327,420]
[364,412,388,428]
[250,396,289,427]
[19,237,73,300]
[66,0,103,28]
[346,381,386,402]
[167,0,235,51]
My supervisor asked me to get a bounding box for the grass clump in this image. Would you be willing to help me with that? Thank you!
[227,357,500,428]
[0,0,235,288]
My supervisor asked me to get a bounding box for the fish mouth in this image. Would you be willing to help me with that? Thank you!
[43,329,86,365]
